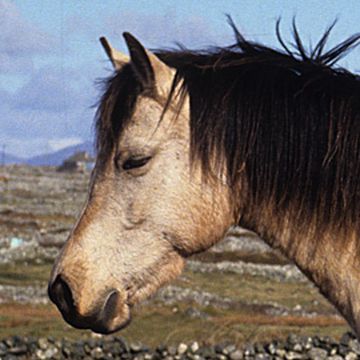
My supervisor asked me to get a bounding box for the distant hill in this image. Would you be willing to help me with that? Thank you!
[0,141,95,166]
[26,141,95,166]
[1,153,26,165]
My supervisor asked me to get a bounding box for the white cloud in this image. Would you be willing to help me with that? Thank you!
[105,11,226,50]
[0,1,56,73]
[0,136,86,159]
[14,66,87,113]
[0,136,52,158]
[0,60,99,158]
[48,137,83,152]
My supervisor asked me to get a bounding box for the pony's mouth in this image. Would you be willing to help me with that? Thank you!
[49,276,133,335]
[66,298,132,335]
[49,246,185,334]
[90,278,161,334]
[124,247,186,308]
[87,309,132,334]
[90,291,132,334]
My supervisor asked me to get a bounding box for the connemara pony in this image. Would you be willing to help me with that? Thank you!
[48,22,360,335]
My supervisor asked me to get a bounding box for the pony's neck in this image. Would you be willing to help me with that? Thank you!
[240,204,360,334]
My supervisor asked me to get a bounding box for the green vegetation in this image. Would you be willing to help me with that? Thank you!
[177,271,336,315]
[0,262,349,347]
[0,167,351,347]
[0,263,51,286]
[0,302,348,347]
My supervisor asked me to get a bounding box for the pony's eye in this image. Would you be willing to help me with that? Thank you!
[122,156,152,171]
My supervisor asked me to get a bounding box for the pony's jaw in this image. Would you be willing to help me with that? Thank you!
[48,272,132,334]
[48,219,187,333]
[48,38,234,333]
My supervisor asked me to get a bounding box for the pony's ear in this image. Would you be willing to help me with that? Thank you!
[99,37,129,69]
[123,32,174,96]
[123,32,154,88]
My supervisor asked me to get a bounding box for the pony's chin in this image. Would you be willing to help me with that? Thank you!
[90,300,132,334]
[59,299,132,335]
[90,310,132,335]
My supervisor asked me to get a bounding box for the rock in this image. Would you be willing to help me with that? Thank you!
[122,354,135,360]
[285,351,304,360]
[198,346,216,358]
[255,343,265,353]
[308,347,328,360]
[84,343,92,354]
[338,345,349,357]
[185,307,209,319]
[287,334,300,345]
[103,341,116,354]
[4,355,21,360]
[214,343,225,354]
[133,355,145,360]
[276,349,287,357]
[340,332,356,346]
[190,342,200,353]
[168,346,177,356]
[177,343,187,355]
[217,355,227,360]
[223,344,236,355]
[156,344,167,354]
[0,348,6,357]
[345,353,358,360]
[115,336,130,353]
[38,337,49,350]
[47,336,55,344]
[90,347,104,359]
[266,343,277,355]
[230,350,243,360]
[243,344,255,356]
[72,343,86,358]
[8,345,28,355]
[317,337,336,353]
[255,354,271,360]
[0,332,357,359]
[62,346,71,358]
[4,338,14,348]
[130,342,142,352]
[302,336,313,350]
[44,347,59,359]
[348,339,360,355]
[311,337,321,348]
[35,349,46,360]
[112,341,127,355]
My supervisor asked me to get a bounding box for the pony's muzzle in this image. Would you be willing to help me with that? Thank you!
[48,274,74,316]
[48,274,131,334]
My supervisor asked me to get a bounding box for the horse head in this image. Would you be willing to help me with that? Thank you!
[48,34,234,334]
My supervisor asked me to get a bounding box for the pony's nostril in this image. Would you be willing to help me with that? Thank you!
[48,275,75,316]
[48,281,129,334]
[100,290,120,325]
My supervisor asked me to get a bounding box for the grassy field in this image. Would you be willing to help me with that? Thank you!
[0,262,349,347]
[0,302,348,347]
[0,166,351,347]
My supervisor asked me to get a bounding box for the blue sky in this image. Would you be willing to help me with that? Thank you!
[1,0,359,158]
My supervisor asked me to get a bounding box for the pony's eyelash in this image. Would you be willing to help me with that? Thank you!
[122,156,152,171]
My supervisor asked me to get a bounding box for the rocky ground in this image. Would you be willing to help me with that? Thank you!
[0,332,360,359]
[0,165,352,357]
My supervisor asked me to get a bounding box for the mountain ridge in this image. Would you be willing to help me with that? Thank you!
[1,141,95,166]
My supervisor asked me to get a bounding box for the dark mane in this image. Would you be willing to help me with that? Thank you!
[96,22,360,232]
[96,63,142,161]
